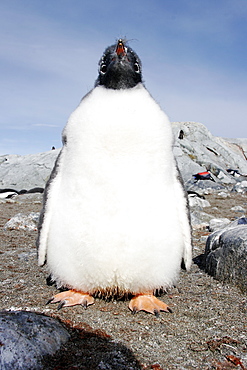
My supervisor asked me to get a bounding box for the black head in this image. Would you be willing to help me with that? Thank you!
[95,39,142,90]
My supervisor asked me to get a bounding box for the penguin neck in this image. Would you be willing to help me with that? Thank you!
[96,82,145,93]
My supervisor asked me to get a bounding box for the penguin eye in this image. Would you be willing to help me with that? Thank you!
[100,64,107,74]
[134,62,140,73]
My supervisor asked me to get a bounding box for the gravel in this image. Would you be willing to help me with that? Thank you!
[0,192,246,369]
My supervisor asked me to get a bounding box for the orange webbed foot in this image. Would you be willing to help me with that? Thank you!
[129,294,172,316]
[46,290,94,310]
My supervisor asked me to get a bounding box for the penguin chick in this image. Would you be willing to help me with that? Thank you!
[37,39,192,315]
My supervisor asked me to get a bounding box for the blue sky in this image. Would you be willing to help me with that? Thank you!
[1,0,247,155]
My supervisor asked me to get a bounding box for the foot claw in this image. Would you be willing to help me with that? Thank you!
[131,307,137,315]
[154,309,160,317]
[82,299,88,309]
[46,298,54,305]
[57,301,66,310]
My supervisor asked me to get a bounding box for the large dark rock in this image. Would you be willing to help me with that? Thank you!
[204,217,247,292]
[0,310,70,370]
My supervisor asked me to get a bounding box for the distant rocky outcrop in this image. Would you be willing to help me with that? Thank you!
[232,180,247,194]
[204,217,247,292]
[0,149,59,191]
[172,122,247,183]
[224,137,247,159]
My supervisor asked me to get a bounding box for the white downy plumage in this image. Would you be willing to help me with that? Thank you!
[38,82,192,296]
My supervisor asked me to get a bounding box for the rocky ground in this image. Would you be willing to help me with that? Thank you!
[0,192,247,370]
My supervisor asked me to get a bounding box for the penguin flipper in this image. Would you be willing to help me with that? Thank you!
[47,290,94,310]
[129,294,172,316]
[174,166,193,271]
[37,151,63,266]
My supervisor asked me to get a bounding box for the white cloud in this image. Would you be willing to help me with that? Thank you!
[32,123,60,128]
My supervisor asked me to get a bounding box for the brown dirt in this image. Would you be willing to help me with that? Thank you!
[0,192,246,369]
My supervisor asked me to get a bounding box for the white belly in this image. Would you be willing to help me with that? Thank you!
[43,84,189,294]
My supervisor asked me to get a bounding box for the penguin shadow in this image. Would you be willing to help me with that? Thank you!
[42,318,142,370]
[193,253,206,271]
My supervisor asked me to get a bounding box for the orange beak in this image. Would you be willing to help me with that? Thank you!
[116,39,126,56]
